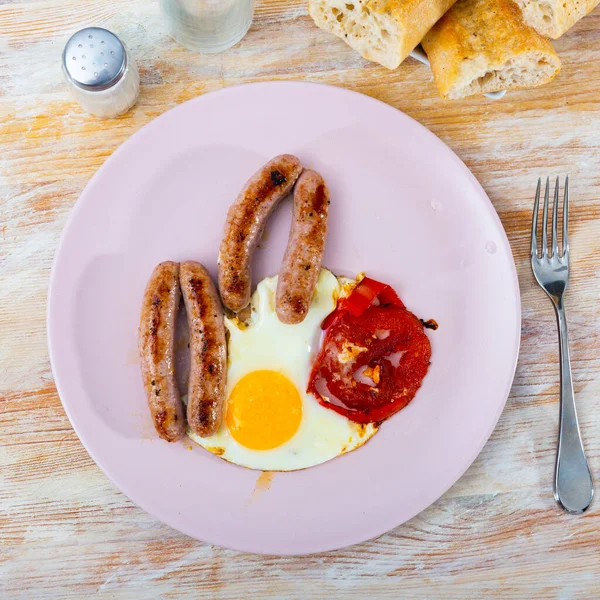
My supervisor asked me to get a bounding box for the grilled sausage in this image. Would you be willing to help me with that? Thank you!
[218,154,303,312]
[138,262,186,442]
[179,261,227,437]
[276,170,330,324]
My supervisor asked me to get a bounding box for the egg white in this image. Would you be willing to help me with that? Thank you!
[188,269,378,471]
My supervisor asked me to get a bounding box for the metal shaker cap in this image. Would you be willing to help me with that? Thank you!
[63,27,127,91]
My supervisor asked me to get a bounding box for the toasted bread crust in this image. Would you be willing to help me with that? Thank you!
[422,0,561,99]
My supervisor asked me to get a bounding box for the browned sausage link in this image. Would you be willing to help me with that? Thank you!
[218,154,304,312]
[138,262,186,442]
[180,261,227,437]
[276,170,330,324]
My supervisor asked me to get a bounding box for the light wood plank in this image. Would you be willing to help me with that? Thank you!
[1,1,600,597]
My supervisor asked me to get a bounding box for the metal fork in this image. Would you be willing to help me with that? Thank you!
[531,177,594,513]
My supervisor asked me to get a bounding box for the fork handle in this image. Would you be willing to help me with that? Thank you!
[553,299,594,513]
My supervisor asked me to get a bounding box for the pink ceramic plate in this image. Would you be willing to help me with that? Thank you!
[48,82,520,555]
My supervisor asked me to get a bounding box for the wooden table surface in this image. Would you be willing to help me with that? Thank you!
[2,0,600,597]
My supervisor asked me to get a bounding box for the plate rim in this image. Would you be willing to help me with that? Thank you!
[47,80,522,555]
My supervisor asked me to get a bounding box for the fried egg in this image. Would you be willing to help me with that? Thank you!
[188,269,378,471]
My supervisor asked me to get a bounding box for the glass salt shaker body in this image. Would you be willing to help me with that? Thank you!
[62,28,140,119]
[160,0,255,53]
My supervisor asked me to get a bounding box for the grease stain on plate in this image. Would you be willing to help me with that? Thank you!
[248,471,275,505]
[125,347,139,365]
[486,240,497,254]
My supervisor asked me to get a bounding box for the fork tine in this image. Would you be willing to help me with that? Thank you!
[551,176,560,257]
[542,177,550,257]
[531,178,541,258]
[563,175,569,257]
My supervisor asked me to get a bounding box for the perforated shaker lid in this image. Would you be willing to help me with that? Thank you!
[63,27,127,91]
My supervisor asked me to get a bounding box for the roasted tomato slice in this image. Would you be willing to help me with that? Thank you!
[321,276,404,330]
[308,278,431,424]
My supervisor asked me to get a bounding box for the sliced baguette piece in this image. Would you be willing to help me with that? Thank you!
[422,0,561,100]
[308,0,458,70]
[514,0,600,39]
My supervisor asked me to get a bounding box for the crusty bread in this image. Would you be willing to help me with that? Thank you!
[514,0,599,39]
[308,0,458,70]
[422,0,561,100]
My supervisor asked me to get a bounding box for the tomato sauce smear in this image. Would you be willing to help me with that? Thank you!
[307,277,432,424]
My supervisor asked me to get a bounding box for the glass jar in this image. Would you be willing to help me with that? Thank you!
[160,0,255,54]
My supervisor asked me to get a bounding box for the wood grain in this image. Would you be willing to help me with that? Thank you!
[1,0,600,597]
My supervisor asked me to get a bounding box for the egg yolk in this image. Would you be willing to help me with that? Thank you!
[226,370,303,450]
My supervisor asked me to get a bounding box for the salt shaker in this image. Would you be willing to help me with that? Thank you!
[62,28,140,118]
[160,0,255,54]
